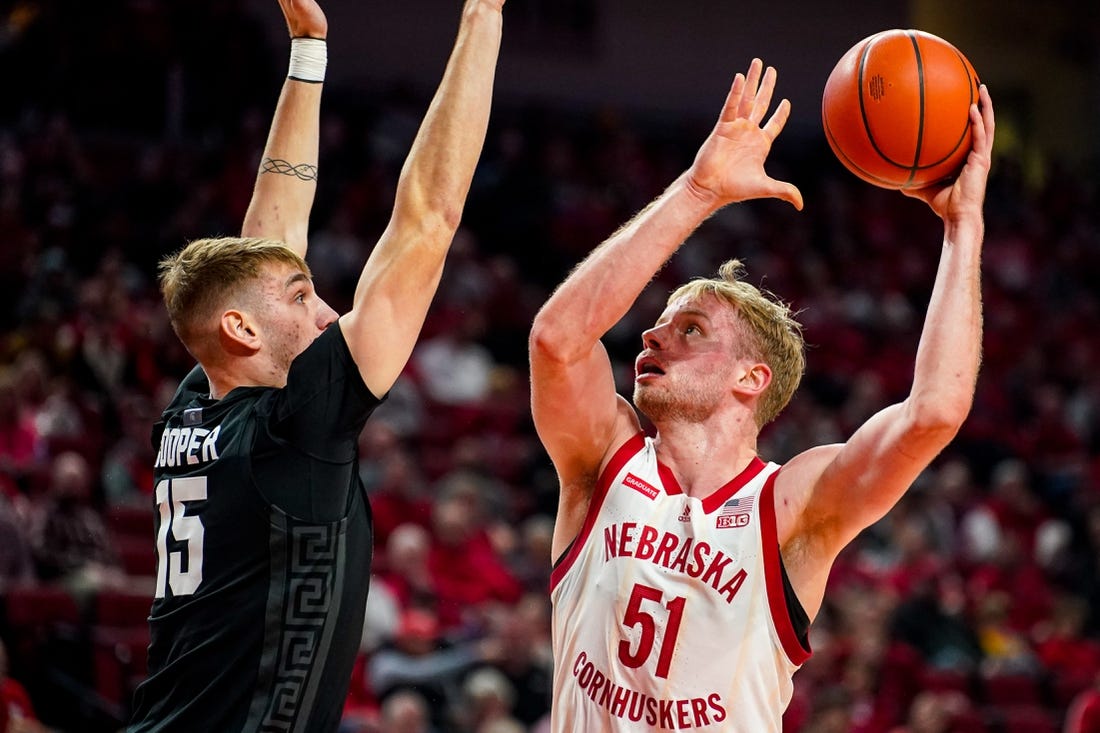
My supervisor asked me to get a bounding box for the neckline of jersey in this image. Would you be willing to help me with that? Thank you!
[656,454,768,514]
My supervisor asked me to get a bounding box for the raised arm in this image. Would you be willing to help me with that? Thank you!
[240,0,328,257]
[529,60,802,555]
[339,0,504,398]
[778,86,996,617]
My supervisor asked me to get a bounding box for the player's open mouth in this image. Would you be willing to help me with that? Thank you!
[636,358,665,380]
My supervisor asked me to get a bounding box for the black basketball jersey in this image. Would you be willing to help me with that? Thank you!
[129,324,381,733]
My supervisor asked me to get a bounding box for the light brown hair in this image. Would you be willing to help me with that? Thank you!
[159,236,309,350]
[668,259,805,427]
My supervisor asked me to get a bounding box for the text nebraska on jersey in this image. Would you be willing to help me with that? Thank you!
[155,425,222,469]
[603,522,748,604]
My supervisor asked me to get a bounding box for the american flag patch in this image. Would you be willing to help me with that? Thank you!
[720,496,754,516]
[716,496,753,529]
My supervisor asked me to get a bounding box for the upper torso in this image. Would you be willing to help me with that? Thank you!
[129,324,380,733]
[550,434,811,733]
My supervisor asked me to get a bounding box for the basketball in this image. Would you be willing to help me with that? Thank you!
[822,29,980,190]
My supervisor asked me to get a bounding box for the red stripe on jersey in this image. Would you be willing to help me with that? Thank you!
[656,462,682,495]
[760,471,812,665]
[550,432,647,593]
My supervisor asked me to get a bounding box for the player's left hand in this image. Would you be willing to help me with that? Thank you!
[904,84,994,223]
[278,0,327,40]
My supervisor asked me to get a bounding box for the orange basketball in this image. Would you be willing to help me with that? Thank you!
[822,29,980,190]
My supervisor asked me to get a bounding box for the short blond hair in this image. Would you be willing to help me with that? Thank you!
[668,259,805,427]
[158,236,309,348]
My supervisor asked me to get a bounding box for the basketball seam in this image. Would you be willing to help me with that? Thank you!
[906,30,924,187]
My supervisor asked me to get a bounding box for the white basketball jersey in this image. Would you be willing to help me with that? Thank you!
[550,434,811,733]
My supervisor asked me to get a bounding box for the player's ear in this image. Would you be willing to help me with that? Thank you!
[733,362,771,397]
[219,309,261,355]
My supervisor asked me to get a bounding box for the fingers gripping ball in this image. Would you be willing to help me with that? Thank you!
[822,29,980,190]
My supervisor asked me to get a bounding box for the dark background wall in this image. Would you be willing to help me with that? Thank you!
[243,0,1100,171]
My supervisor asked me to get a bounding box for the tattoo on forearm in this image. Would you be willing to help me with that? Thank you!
[260,158,318,181]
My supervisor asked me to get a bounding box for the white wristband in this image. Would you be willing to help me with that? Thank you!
[288,37,327,83]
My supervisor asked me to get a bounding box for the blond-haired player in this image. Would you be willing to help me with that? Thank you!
[530,59,994,731]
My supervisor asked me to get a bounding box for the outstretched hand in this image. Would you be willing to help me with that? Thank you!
[686,59,803,211]
[278,0,327,39]
[903,85,995,223]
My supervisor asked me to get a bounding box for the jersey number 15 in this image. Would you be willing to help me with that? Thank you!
[154,477,207,598]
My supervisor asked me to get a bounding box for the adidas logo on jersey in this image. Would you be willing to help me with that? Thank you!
[677,504,691,522]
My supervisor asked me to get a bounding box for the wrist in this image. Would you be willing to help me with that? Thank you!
[288,37,327,84]
[680,172,725,215]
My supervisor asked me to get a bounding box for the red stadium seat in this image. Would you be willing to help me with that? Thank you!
[996,705,1059,733]
[106,504,153,538]
[948,706,989,733]
[92,625,150,708]
[921,666,975,696]
[981,672,1043,707]
[94,588,152,628]
[90,587,152,709]
[113,535,157,577]
[2,583,81,629]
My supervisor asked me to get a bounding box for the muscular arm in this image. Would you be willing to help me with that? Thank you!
[777,87,995,618]
[530,61,802,559]
[339,0,504,398]
[241,0,328,257]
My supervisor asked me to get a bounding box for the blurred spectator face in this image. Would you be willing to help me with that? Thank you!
[907,691,950,733]
[991,459,1036,512]
[51,451,91,501]
[359,421,398,457]
[395,609,440,656]
[380,689,430,733]
[0,373,18,422]
[432,497,475,547]
[387,523,430,574]
[464,666,516,724]
[522,515,554,563]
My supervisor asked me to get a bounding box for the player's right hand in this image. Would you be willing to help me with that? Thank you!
[278,0,327,40]
[686,58,803,211]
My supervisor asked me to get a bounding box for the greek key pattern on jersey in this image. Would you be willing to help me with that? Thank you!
[253,520,347,733]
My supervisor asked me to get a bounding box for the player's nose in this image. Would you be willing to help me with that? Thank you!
[641,325,665,350]
[316,299,338,330]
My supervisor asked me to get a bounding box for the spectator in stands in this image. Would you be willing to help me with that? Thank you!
[27,451,123,599]
[428,489,522,631]
[459,667,519,733]
[377,689,436,733]
[367,608,502,731]
[485,593,552,727]
[891,572,983,673]
[359,422,433,553]
[0,370,41,488]
[375,523,438,614]
[888,690,969,733]
[0,494,33,591]
[0,639,47,733]
[1065,671,1100,733]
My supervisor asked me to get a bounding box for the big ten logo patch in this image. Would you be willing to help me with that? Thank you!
[715,496,753,529]
[716,513,750,529]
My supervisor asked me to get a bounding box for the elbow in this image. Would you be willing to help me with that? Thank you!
[529,318,559,361]
[529,316,576,366]
[428,198,465,234]
[393,184,465,243]
[905,392,973,443]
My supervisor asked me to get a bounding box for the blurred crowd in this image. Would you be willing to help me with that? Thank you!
[2,2,1100,732]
